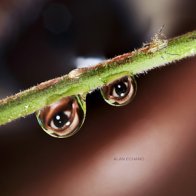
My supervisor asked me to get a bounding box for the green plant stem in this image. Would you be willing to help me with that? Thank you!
[0,31,196,126]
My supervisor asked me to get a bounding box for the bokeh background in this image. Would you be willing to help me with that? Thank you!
[0,0,195,195]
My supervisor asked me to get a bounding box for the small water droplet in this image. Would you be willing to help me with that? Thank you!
[100,76,137,106]
[36,95,86,138]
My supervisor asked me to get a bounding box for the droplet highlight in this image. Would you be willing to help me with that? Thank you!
[100,76,137,106]
[36,95,86,138]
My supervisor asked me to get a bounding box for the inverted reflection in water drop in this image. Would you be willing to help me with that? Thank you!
[100,76,137,106]
[36,95,86,138]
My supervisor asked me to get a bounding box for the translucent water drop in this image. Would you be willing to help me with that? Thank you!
[36,95,86,138]
[100,76,137,106]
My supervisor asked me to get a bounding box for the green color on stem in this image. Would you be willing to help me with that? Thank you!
[0,31,196,126]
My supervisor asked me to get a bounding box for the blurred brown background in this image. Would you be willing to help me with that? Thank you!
[0,0,195,195]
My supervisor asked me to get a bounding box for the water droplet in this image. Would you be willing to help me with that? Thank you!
[36,95,86,138]
[100,76,137,106]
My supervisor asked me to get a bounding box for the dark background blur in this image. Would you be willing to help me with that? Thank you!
[0,0,195,195]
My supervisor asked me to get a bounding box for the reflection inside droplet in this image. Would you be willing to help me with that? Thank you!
[100,76,137,106]
[36,95,86,138]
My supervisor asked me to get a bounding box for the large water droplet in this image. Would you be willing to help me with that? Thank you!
[36,95,86,138]
[100,76,137,106]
